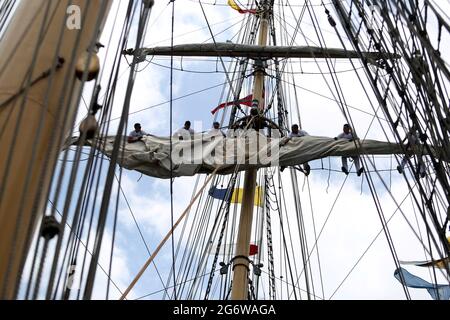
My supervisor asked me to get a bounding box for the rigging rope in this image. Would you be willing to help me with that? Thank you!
[10,0,450,301]
[169,0,177,301]
[328,184,419,299]
[119,167,220,300]
[82,0,148,300]
[331,0,449,276]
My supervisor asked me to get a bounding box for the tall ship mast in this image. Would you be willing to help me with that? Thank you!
[0,0,449,300]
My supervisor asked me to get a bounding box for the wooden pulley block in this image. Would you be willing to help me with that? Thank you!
[75,51,100,81]
[79,114,98,139]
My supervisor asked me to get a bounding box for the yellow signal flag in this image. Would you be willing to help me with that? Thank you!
[228,0,257,14]
[231,186,263,207]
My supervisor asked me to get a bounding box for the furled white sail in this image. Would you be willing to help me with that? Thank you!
[78,132,447,179]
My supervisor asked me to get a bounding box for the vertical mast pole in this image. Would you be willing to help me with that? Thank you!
[0,0,111,299]
[231,0,270,300]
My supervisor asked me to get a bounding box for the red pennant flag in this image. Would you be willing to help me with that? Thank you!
[249,244,259,256]
[211,94,253,115]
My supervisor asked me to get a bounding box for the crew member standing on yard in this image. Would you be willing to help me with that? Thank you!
[289,124,308,138]
[128,123,147,143]
[173,120,195,140]
[208,121,226,137]
[397,124,426,178]
[334,124,364,176]
[289,124,311,176]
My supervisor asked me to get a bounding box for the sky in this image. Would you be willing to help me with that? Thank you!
[19,0,450,300]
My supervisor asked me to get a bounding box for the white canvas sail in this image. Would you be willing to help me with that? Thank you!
[79,133,447,179]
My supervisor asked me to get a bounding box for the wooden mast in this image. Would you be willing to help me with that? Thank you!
[231,0,270,300]
[0,0,111,299]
